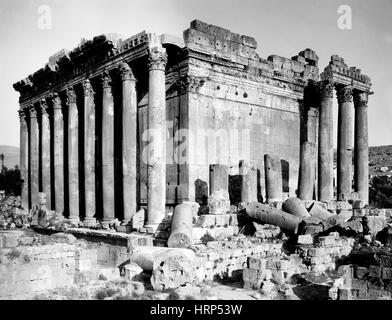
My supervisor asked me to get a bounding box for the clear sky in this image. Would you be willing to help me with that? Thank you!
[0,0,391,147]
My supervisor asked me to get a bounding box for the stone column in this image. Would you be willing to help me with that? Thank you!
[18,109,29,210]
[29,106,39,208]
[298,141,316,200]
[146,48,167,229]
[67,87,80,223]
[52,94,64,214]
[336,85,354,201]
[264,154,282,203]
[209,164,229,194]
[119,62,137,225]
[239,160,257,202]
[353,91,369,205]
[40,99,51,210]
[318,79,334,202]
[101,72,115,227]
[83,79,96,226]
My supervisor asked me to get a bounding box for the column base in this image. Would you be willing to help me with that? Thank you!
[68,216,80,224]
[143,223,161,233]
[83,217,96,227]
[100,218,114,230]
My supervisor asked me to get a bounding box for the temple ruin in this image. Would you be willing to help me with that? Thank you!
[4,20,386,301]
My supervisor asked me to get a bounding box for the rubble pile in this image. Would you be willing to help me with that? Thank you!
[329,246,392,300]
[192,235,283,282]
[296,233,355,273]
[0,195,29,230]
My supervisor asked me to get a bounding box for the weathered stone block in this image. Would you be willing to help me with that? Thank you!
[355,266,368,279]
[297,234,313,245]
[338,264,354,278]
[367,289,391,300]
[318,236,336,247]
[363,216,386,236]
[215,214,230,226]
[369,265,382,278]
[229,214,238,226]
[382,267,392,280]
[197,214,215,227]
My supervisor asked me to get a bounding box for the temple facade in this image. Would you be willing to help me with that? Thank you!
[13,20,372,230]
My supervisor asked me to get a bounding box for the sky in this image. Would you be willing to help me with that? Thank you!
[0,0,391,147]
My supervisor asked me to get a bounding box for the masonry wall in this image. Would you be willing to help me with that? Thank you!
[0,243,76,299]
[184,60,318,202]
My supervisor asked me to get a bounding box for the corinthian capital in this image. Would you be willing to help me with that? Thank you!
[336,85,353,104]
[18,109,26,121]
[52,93,62,110]
[83,79,94,97]
[119,62,135,82]
[101,71,112,89]
[319,79,334,99]
[39,99,49,115]
[148,49,168,71]
[353,91,369,108]
[66,87,77,104]
[29,105,37,118]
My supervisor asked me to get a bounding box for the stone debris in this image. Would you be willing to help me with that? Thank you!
[0,195,29,229]
[150,249,195,291]
[167,202,196,249]
[240,201,302,234]
[207,188,230,215]
[282,197,310,218]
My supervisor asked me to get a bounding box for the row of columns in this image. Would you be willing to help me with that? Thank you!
[19,49,168,228]
[317,80,369,204]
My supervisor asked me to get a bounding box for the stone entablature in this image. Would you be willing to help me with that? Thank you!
[321,55,372,93]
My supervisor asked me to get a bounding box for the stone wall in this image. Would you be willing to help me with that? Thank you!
[327,246,392,300]
[192,236,283,282]
[296,233,355,273]
[0,230,100,299]
[0,241,75,299]
[182,20,319,202]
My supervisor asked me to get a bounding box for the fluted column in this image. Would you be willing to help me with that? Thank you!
[67,87,80,222]
[146,48,167,229]
[29,106,39,208]
[119,62,137,225]
[354,91,369,205]
[318,79,334,202]
[83,79,96,226]
[40,99,51,210]
[52,94,64,214]
[336,85,354,201]
[18,109,29,211]
[101,72,115,227]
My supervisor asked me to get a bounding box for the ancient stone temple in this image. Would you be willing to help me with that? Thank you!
[13,19,372,230]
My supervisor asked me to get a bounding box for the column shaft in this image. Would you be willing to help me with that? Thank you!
[354,91,369,205]
[40,100,51,210]
[19,110,29,210]
[264,154,282,203]
[53,94,64,214]
[120,63,137,224]
[101,73,115,225]
[146,48,167,227]
[298,141,316,200]
[239,160,257,202]
[209,164,229,194]
[318,80,334,202]
[337,85,354,201]
[29,107,39,208]
[83,80,96,225]
[67,88,80,222]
